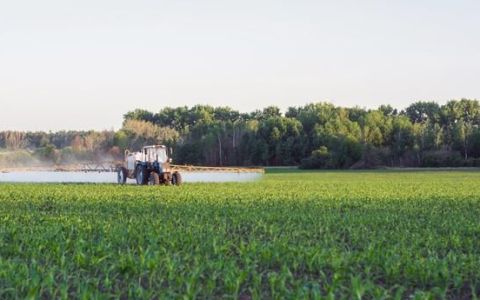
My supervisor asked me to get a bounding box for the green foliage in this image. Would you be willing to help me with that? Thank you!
[33,144,60,163]
[0,150,36,167]
[123,109,156,124]
[300,146,333,169]
[1,171,480,298]
[113,130,128,150]
[422,150,464,167]
[3,99,480,168]
[405,101,441,123]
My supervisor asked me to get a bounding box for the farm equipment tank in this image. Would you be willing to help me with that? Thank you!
[117,145,182,185]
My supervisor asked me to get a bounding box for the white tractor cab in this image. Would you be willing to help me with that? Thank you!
[117,145,182,185]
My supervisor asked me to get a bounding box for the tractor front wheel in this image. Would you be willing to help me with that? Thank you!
[135,166,148,185]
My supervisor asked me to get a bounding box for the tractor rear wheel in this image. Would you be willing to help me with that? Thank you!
[172,172,182,186]
[135,165,148,185]
[148,172,160,185]
[117,167,127,184]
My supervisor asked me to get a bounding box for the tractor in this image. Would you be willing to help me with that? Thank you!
[117,145,182,185]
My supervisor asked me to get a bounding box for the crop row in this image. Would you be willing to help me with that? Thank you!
[0,171,479,299]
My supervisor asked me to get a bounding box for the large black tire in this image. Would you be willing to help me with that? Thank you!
[172,172,182,186]
[148,172,160,185]
[135,165,148,185]
[117,167,127,184]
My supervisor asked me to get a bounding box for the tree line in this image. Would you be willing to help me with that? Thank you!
[2,99,480,168]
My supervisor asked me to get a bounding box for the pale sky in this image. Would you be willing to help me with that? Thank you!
[1,0,479,131]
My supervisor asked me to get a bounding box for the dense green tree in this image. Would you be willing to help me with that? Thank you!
[3,99,480,168]
[123,109,156,124]
[406,101,441,123]
[378,104,397,117]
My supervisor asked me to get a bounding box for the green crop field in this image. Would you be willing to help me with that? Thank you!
[1,171,480,299]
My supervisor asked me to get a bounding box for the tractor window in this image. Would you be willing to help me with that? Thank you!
[156,148,168,163]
